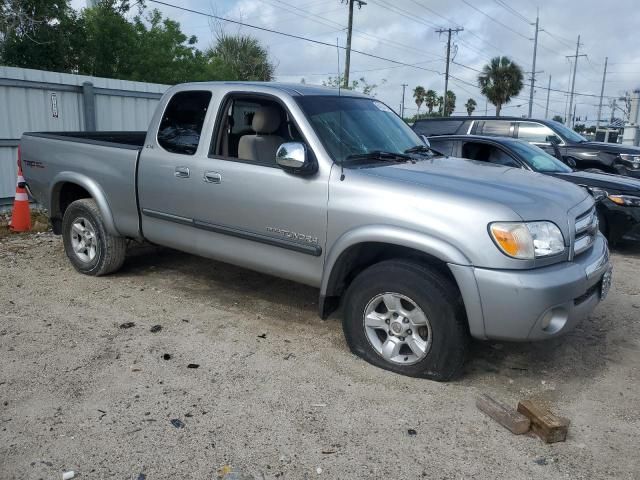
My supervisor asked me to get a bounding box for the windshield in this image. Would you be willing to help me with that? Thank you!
[507,140,572,173]
[549,120,587,143]
[296,95,424,163]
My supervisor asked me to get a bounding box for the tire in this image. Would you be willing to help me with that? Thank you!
[342,259,469,381]
[62,198,126,276]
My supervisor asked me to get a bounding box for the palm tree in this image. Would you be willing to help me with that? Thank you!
[443,90,456,116]
[465,98,477,116]
[425,89,438,114]
[207,33,274,81]
[413,86,426,116]
[477,56,524,116]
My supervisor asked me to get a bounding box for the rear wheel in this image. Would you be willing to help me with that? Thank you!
[62,199,126,276]
[342,259,469,381]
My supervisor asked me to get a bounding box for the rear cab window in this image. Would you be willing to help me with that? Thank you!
[157,90,212,155]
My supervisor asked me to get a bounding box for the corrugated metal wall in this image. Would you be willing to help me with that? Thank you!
[0,66,169,204]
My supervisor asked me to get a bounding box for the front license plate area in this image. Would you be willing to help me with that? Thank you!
[600,268,612,300]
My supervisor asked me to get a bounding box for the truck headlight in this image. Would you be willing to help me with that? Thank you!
[608,194,640,207]
[489,221,565,259]
[619,154,640,168]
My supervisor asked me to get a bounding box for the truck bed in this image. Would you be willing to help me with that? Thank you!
[21,131,145,239]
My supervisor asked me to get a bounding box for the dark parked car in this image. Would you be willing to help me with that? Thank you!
[413,116,640,179]
[427,135,640,244]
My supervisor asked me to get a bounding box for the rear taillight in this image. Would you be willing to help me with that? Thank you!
[17,145,22,171]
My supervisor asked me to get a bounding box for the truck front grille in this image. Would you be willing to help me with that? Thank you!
[573,207,598,257]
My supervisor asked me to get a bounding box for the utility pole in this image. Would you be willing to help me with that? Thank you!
[544,75,551,119]
[400,83,408,118]
[436,27,463,116]
[343,0,366,89]
[528,11,540,118]
[566,35,586,127]
[596,57,608,130]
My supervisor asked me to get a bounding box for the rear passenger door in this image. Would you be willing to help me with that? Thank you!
[138,89,213,237]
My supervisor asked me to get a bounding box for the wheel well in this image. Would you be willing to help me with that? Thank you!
[51,183,92,234]
[320,242,459,318]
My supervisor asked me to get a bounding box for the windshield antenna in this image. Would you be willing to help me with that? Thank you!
[337,37,345,181]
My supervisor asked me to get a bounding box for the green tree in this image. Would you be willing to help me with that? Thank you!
[1,1,275,85]
[424,89,437,114]
[436,91,456,116]
[0,0,83,72]
[413,86,426,115]
[207,32,274,82]
[78,0,137,78]
[477,56,524,116]
[552,115,564,124]
[465,98,477,116]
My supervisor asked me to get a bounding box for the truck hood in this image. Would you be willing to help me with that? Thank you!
[551,170,640,194]
[361,156,591,219]
[570,141,640,155]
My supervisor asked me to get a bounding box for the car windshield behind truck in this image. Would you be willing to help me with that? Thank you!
[507,140,572,173]
[296,96,423,164]
[550,120,588,143]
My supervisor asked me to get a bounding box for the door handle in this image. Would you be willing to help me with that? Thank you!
[203,171,222,184]
[174,166,190,178]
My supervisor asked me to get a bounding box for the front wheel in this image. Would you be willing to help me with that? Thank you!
[342,260,469,381]
[62,198,126,276]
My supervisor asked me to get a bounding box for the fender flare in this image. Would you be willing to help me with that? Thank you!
[49,171,120,236]
[320,224,471,298]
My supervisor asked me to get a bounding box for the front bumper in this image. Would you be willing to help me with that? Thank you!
[452,234,611,341]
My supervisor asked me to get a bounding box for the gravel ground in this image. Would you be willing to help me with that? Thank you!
[1,233,639,479]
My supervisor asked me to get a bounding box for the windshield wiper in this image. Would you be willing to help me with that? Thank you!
[345,150,414,163]
[404,144,443,156]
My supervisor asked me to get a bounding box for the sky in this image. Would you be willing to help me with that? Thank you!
[73,0,640,124]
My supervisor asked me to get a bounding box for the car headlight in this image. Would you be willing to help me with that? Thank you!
[489,221,565,259]
[585,186,608,202]
[608,194,640,207]
[619,154,640,168]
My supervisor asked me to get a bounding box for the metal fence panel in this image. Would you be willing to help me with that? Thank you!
[0,66,168,203]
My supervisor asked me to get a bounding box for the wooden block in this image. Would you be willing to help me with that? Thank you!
[476,394,531,434]
[517,400,569,443]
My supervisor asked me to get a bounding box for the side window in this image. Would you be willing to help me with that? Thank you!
[213,96,301,165]
[429,139,455,156]
[461,142,520,167]
[480,120,513,137]
[157,91,212,155]
[517,121,561,144]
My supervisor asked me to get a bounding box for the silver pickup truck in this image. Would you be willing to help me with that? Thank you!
[20,82,612,381]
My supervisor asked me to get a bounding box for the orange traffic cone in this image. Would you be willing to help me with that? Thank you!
[9,164,31,232]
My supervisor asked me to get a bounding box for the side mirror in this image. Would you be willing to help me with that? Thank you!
[420,135,431,148]
[565,157,577,169]
[276,142,317,175]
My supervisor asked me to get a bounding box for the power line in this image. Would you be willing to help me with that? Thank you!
[145,0,443,75]
[493,0,531,24]
[459,0,530,41]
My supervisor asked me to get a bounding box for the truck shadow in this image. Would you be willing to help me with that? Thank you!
[120,245,626,387]
[121,244,320,319]
[611,240,640,258]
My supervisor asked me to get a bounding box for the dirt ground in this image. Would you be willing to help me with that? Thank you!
[1,232,638,480]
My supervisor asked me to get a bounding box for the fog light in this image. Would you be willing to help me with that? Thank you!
[540,307,568,333]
